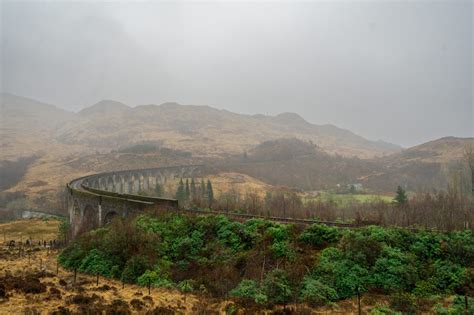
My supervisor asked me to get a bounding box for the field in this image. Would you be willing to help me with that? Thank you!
[0,218,61,242]
[305,192,393,206]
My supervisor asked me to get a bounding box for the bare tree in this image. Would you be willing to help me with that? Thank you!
[464,145,474,195]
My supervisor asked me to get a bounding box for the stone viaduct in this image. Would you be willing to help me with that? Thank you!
[66,165,204,237]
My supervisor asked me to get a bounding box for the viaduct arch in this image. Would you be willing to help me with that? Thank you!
[67,165,204,237]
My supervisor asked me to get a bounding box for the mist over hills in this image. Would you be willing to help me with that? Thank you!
[1,93,402,158]
[0,93,472,211]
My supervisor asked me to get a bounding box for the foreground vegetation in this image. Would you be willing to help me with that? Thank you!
[59,212,474,313]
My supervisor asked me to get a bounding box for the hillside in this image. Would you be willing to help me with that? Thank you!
[56,99,401,158]
[384,137,474,164]
[0,93,79,160]
[363,137,474,191]
[1,93,401,159]
[219,137,473,193]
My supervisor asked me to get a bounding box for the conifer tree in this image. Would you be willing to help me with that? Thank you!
[185,179,190,201]
[206,179,214,207]
[190,178,196,199]
[175,178,186,204]
[394,185,408,206]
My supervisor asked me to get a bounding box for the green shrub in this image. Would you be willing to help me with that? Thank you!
[412,279,439,297]
[121,255,151,284]
[58,243,86,270]
[266,225,290,242]
[270,241,296,260]
[372,246,418,292]
[262,269,292,304]
[431,260,468,293]
[230,279,267,304]
[315,247,370,299]
[178,279,194,293]
[299,224,340,247]
[78,249,114,277]
[299,276,337,306]
[371,305,402,315]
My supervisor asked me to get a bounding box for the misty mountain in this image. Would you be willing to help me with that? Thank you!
[218,137,473,192]
[0,93,74,129]
[1,93,401,158]
[56,97,401,158]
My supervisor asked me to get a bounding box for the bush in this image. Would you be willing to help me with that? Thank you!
[315,247,370,299]
[299,276,337,306]
[372,246,418,292]
[58,243,86,270]
[389,293,418,314]
[78,249,114,277]
[270,241,296,260]
[177,279,194,293]
[121,256,151,284]
[230,279,267,304]
[431,260,468,293]
[262,269,292,304]
[371,305,402,315]
[299,224,340,247]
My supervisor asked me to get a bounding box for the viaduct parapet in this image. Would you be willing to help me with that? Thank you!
[67,165,204,237]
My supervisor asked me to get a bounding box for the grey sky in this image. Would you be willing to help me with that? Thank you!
[1,0,472,147]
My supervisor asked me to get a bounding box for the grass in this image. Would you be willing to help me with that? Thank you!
[305,192,393,206]
[0,218,61,242]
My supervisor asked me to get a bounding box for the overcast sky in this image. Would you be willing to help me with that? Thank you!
[1,0,472,147]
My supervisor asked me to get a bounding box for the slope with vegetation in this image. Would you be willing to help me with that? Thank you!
[59,212,474,313]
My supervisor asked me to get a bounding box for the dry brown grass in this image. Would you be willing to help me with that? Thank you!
[0,219,61,243]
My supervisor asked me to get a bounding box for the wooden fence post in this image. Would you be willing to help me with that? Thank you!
[357,286,361,315]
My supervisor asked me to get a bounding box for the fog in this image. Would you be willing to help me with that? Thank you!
[1,0,472,147]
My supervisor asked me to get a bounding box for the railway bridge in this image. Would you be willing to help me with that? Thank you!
[67,165,361,238]
[66,165,204,237]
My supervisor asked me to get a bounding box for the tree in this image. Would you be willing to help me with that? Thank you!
[200,179,206,199]
[394,186,408,206]
[190,178,196,199]
[230,279,267,304]
[206,179,214,207]
[121,255,150,284]
[262,269,293,303]
[185,179,190,201]
[300,277,337,306]
[175,179,186,205]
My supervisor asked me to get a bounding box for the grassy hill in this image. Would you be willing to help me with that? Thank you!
[54,99,401,158]
[218,137,473,193]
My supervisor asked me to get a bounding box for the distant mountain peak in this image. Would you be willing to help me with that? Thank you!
[272,112,309,125]
[79,100,130,116]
